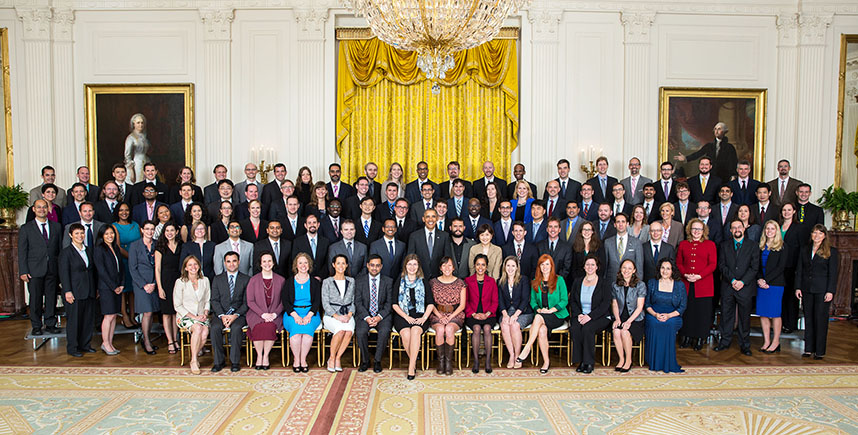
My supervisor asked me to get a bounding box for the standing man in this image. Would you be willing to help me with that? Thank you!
[536,217,573,280]
[362,162,383,204]
[71,166,101,204]
[406,209,453,279]
[169,182,196,225]
[675,122,738,182]
[578,184,599,222]
[610,184,633,218]
[354,196,382,246]
[111,164,132,204]
[132,184,166,226]
[369,219,406,278]
[276,195,305,242]
[213,222,254,276]
[409,182,438,222]
[768,159,803,208]
[525,201,548,244]
[673,182,697,226]
[753,184,780,225]
[603,213,643,282]
[234,163,261,204]
[620,157,652,205]
[94,181,121,224]
[727,161,760,206]
[291,214,331,279]
[585,156,618,205]
[543,180,569,220]
[714,220,760,356]
[492,201,514,246]
[447,218,477,279]
[62,183,88,226]
[204,164,239,205]
[596,203,616,240]
[253,221,291,277]
[506,163,538,200]
[318,199,344,243]
[128,163,168,206]
[696,201,723,245]
[327,220,367,277]
[439,161,473,200]
[794,184,825,246]
[545,159,582,203]
[343,176,372,221]
[463,198,491,240]
[404,161,439,204]
[688,157,721,204]
[210,251,250,372]
[560,201,585,243]
[354,254,394,372]
[641,183,660,224]
[207,180,236,220]
[445,179,470,221]
[375,184,401,223]
[472,161,507,201]
[326,163,355,200]
[59,223,97,357]
[262,163,288,207]
[654,161,677,204]
[29,165,67,206]
[641,221,675,282]
[711,185,739,230]
[62,202,104,248]
[18,199,62,336]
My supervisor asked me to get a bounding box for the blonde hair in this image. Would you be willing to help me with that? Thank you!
[759,220,784,251]
[515,180,534,199]
[684,218,709,241]
[499,256,522,287]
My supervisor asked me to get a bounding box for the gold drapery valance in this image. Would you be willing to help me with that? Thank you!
[336,37,519,183]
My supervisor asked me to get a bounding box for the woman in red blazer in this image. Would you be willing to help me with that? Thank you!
[465,254,499,374]
[675,218,718,351]
[246,252,286,370]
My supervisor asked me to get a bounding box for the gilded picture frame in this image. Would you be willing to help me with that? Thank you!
[85,83,195,185]
[835,34,858,190]
[658,87,766,181]
[0,28,13,186]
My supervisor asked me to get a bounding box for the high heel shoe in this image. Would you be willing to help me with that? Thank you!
[140,340,155,355]
[770,344,781,353]
[168,342,178,354]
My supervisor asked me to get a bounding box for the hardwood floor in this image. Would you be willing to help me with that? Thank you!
[1,315,856,369]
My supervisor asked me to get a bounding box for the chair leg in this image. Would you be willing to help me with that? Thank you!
[180,330,185,366]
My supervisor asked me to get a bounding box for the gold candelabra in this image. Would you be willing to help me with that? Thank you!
[580,160,596,179]
[258,160,274,184]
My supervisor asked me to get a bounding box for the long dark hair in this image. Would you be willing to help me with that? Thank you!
[615,258,640,287]
[96,225,120,251]
[155,222,182,253]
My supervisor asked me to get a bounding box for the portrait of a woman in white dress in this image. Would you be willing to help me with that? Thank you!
[124,113,151,184]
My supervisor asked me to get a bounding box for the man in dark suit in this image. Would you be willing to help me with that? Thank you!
[252,221,291,276]
[318,199,344,242]
[714,220,760,355]
[375,184,401,223]
[675,122,738,183]
[536,217,573,279]
[687,157,722,204]
[327,220,367,277]
[409,182,438,222]
[343,177,373,221]
[361,162,383,204]
[472,161,507,201]
[128,162,169,206]
[445,179,470,222]
[406,209,453,279]
[62,183,87,227]
[795,183,825,247]
[463,198,492,240]
[696,201,724,245]
[354,197,383,246]
[543,180,569,219]
[109,164,132,205]
[277,196,306,242]
[654,161,677,204]
[204,164,240,205]
[711,185,739,231]
[447,218,477,279]
[234,183,270,221]
[132,184,167,226]
[438,161,473,200]
[641,221,675,282]
[58,223,97,357]
[404,161,439,204]
[609,183,633,218]
[291,214,331,279]
[585,156,619,205]
[233,163,261,204]
[71,166,100,204]
[506,163,538,200]
[354,255,394,372]
[727,161,760,206]
[326,163,355,201]
[268,181,304,224]
[502,221,539,279]
[595,203,616,240]
[387,198,419,243]
[18,199,63,336]
[768,159,803,209]
[578,184,599,222]
[207,179,237,220]
[369,219,406,278]
[524,201,549,244]
[261,163,288,207]
[544,159,581,203]
[210,252,250,372]
[94,181,121,224]
[169,182,197,226]
[641,183,662,224]
[753,184,780,225]
[492,201,514,246]
[560,201,586,243]
[62,203,105,249]
[672,182,697,226]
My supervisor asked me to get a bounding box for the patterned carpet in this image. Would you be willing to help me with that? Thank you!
[1,365,857,434]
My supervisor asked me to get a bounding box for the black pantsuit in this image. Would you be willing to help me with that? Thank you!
[802,293,831,355]
[568,277,612,366]
[59,245,97,354]
[796,246,838,356]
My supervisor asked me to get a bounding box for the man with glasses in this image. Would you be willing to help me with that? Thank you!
[214,221,254,275]
[492,200,514,246]
[369,218,406,278]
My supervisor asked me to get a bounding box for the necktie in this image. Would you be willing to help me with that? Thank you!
[548,199,554,216]
[109,201,115,213]
[516,243,522,259]
[426,201,431,210]
[600,222,606,237]
[388,240,395,262]
[722,205,727,224]
[618,236,624,257]
[333,218,339,237]
[147,203,154,220]
[273,241,279,262]
[663,181,669,197]
[347,241,353,260]
[631,177,637,197]
[85,223,93,248]
[369,183,374,197]
[645,202,650,215]
[398,219,403,229]
[471,218,478,231]
[561,180,567,197]
[232,241,240,255]
[760,206,766,218]
[583,202,590,217]
[363,220,370,238]
[427,231,434,256]
[550,240,555,252]
[653,244,659,260]
[600,178,607,197]
[118,184,124,198]
[799,205,805,223]
[455,198,462,216]
[701,177,707,193]
[615,203,621,216]
[438,220,444,231]
[503,221,509,238]
[290,219,297,234]
[228,274,235,299]
[780,180,786,200]
[533,222,540,235]
[41,223,49,243]
[310,237,317,257]
[369,277,378,317]
[565,221,573,240]
[333,184,339,197]
[741,180,746,192]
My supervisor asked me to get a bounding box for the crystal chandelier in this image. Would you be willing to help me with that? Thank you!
[342,0,529,89]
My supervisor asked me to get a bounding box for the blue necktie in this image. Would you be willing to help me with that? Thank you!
[85,223,93,248]
[363,220,370,238]
[310,237,317,257]
[600,222,606,238]
[388,240,395,263]
[455,198,462,216]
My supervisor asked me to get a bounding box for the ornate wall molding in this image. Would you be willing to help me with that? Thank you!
[200,8,234,41]
[294,8,328,41]
[528,9,563,43]
[16,7,52,41]
[798,13,833,46]
[776,13,799,47]
[620,11,656,44]
[51,7,74,42]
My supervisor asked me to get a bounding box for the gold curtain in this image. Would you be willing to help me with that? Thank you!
[336,37,518,183]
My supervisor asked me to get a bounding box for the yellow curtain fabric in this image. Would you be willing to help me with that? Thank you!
[336,38,518,183]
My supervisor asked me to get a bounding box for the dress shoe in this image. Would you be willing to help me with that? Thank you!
[406,373,415,380]
[358,362,369,372]
[813,354,824,360]
[231,365,241,372]
[211,365,224,373]
[31,328,43,336]
[101,345,120,356]
[262,365,270,371]
[80,347,97,353]
[782,327,794,334]
[619,366,631,373]
[293,366,302,373]
[693,339,704,351]
[771,345,781,353]
[255,365,263,370]
[301,366,309,373]
[373,362,382,373]
[67,351,83,357]
[741,348,752,356]
[679,336,691,348]
[713,345,729,352]
[46,326,62,334]
[576,365,584,373]
[582,364,593,374]
[802,352,812,358]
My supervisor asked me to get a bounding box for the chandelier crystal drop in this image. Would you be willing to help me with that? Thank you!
[343,0,530,83]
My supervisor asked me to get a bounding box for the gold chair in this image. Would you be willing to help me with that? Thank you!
[353,328,378,366]
[531,322,570,366]
[422,327,463,370]
[248,329,288,367]
[179,326,230,366]
[464,325,503,367]
[388,330,425,370]
[604,332,645,367]
[315,327,360,368]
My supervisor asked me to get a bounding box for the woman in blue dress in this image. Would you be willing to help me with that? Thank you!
[282,252,322,372]
[757,220,786,353]
[112,202,141,329]
[645,258,687,373]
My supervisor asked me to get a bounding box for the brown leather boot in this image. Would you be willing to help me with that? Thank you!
[436,344,446,374]
[444,342,455,375]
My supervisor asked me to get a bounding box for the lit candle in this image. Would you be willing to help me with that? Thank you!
[579,149,585,162]
[251,147,258,164]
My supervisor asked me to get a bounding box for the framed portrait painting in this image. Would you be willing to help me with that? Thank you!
[658,87,766,181]
[85,84,195,185]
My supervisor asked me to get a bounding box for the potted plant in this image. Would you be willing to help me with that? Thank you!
[817,185,858,231]
[0,184,30,229]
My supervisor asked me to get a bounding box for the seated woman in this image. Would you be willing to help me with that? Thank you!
[246,252,285,370]
[283,252,322,372]
[517,254,569,374]
[465,254,499,374]
[321,255,356,372]
[498,256,533,369]
[645,258,687,373]
[569,255,612,374]
[173,255,211,375]
[392,254,435,380]
[428,257,466,375]
[611,259,646,372]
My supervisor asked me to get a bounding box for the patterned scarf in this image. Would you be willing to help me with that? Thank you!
[398,277,425,313]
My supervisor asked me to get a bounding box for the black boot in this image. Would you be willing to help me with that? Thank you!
[679,336,691,348]
[436,344,446,375]
[693,338,704,351]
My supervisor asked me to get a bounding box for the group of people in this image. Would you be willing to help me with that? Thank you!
[19,123,839,376]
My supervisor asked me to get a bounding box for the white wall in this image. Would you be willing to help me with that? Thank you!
[4,0,858,208]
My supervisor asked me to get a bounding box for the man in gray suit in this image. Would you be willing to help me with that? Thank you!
[18,199,63,336]
[620,157,652,206]
[214,221,254,275]
[369,218,406,278]
[29,165,67,207]
[210,252,250,372]
[354,255,394,372]
[560,201,586,243]
[406,209,454,279]
[603,213,643,282]
[234,163,261,204]
[447,218,477,279]
[328,220,367,277]
[62,202,105,249]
